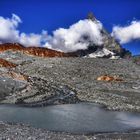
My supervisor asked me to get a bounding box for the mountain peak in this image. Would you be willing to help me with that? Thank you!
[87,12,96,21]
[86,12,132,58]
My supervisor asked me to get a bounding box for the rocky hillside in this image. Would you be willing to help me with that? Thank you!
[0,43,76,58]
[0,42,139,139]
[132,55,140,65]
[0,47,139,112]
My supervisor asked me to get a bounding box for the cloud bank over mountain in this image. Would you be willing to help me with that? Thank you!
[0,14,103,52]
[0,14,139,52]
[112,21,140,44]
[46,19,103,52]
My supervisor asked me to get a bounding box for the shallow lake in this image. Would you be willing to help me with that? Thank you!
[0,103,140,134]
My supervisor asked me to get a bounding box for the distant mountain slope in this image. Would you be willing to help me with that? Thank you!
[0,13,132,59]
[0,43,76,57]
[73,12,132,58]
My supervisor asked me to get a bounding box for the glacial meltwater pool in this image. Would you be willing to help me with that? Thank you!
[0,103,140,134]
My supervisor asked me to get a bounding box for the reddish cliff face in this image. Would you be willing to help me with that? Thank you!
[0,43,77,57]
[0,58,17,68]
[23,47,76,57]
[0,43,23,52]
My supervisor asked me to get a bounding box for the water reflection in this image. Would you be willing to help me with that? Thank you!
[0,103,140,134]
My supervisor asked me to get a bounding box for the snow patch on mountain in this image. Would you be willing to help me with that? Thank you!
[85,48,119,59]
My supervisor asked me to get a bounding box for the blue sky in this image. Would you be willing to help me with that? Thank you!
[0,0,140,55]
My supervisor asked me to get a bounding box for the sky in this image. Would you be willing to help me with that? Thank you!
[0,0,140,55]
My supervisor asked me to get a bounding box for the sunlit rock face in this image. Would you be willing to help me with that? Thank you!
[97,75,123,82]
[0,43,76,57]
[0,58,17,68]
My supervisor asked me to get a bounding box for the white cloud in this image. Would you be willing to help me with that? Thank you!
[112,21,140,44]
[0,14,21,43]
[19,31,48,47]
[1,14,140,52]
[0,14,104,52]
[48,19,103,52]
[19,33,42,47]
[0,14,48,47]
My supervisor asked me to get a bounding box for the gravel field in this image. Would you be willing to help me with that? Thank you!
[0,51,140,139]
[1,122,140,140]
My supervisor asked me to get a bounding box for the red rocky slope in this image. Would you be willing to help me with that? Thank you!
[0,43,77,57]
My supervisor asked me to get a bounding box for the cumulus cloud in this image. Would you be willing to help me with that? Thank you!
[0,14,104,52]
[1,14,140,52]
[0,14,21,43]
[112,21,140,44]
[19,30,48,47]
[19,33,43,46]
[0,14,48,47]
[48,19,103,52]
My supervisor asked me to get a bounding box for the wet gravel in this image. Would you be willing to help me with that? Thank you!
[0,122,140,140]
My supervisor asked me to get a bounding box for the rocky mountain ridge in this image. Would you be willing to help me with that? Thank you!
[0,13,132,59]
[0,42,131,60]
[82,12,132,58]
[0,43,76,57]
